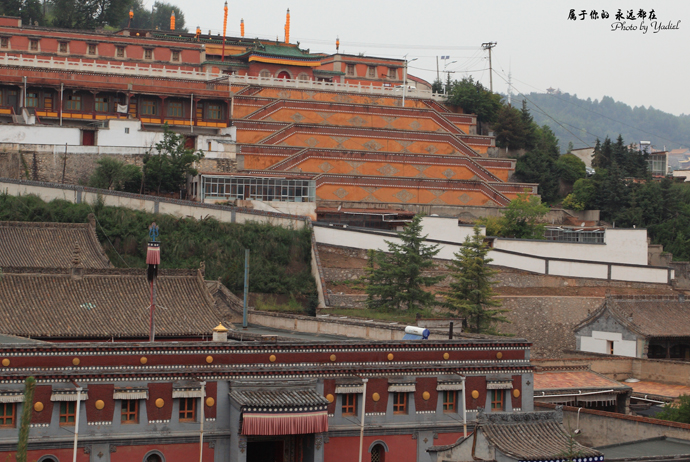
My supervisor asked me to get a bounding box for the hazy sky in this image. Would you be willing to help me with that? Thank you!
[166,0,689,116]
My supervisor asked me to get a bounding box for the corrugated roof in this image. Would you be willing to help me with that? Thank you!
[230,389,330,408]
[534,370,629,392]
[0,268,230,338]
[0,221,110,268]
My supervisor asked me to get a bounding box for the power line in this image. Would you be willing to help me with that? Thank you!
[493,71,591,147]
[490,59,685,147]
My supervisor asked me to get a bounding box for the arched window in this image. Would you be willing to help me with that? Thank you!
[277,71,291,80]
[259,70,271,78]
[143,450,165,462]
[370,444,385,462]
[37,457,59,462]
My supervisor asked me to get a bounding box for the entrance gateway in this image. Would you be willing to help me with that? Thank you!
[230,380,329,462]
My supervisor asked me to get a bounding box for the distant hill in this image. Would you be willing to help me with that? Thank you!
[509,92,690,153]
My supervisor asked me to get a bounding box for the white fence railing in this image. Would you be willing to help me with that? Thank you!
[312,225,674,285]
[0,53,448,100]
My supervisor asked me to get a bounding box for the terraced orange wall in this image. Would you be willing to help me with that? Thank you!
[484,167,510,182]
[250,87,428,108]
[251,107,446,132]
[317,184,499,206]
[284,157,488,181]
[235,128,276,144]
[262,131,466,156]
[242,154,290,170]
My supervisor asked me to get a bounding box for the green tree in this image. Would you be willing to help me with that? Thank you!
[143,125,203,195]
[556,154,587,184]
[499,193,549,239]
[364,215,443,312]
[51,0,137,29]
[89,157,141,192]
[493,105,527,151]
[442,226,508,334]
[431,78,444,94]
[149,0,187,31]
[515,150,559,203]
[0,0,45,26]
[447,76,502,130]
[519,99,538,151]
[656,394,690,424]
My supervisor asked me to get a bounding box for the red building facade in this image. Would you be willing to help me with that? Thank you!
[0,338,533,462]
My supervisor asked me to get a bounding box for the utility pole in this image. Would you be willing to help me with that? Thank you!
[481,42,497,92]
[436,56,440,82]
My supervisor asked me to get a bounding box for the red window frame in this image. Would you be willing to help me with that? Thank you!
[0,403,15,427]
[60,401,77,425]
[443,391,456,412]
[393,392,407,414]
[491,390,504,411]
[342,394,357,416]
[121,399,138,424]
[179,398,196,422]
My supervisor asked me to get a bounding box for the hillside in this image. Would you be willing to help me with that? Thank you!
[514,92,690,153]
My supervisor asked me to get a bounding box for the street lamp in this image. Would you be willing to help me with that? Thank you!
[443,60,457,95]
[402,57,418,107]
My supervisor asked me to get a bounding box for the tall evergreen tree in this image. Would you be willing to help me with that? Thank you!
[364,215,442,312]
[520,99,538,151]
[493,105,527,151]
[442,226,508,334]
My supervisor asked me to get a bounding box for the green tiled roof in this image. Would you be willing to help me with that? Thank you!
[313,69,345,76]
[202,61,249,68]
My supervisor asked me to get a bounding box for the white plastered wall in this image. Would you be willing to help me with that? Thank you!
[579,330,638,358]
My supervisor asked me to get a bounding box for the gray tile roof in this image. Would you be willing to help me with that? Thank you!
[0,267,231,339]
[479,410,602,460]
[229,389,330,409]
[576,296,690,339]
[0,221,110,268]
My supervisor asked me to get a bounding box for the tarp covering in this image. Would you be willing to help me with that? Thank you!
[241,410,328,435]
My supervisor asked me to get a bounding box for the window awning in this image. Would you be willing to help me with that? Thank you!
[388,384,416,393]
[51,390,88,402]
[437,382,464,391]
[230,388,330,436]
[486,381,513,390]
[334,385,364,394]
[113,387,149,400]
[173,382,204,399]
[0,391,24,403]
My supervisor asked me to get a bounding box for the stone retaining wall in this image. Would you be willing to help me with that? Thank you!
[0,149,236,185]
[537,402,690,447]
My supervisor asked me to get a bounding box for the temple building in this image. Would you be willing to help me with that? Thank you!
[0,14,536,217]
[0,337,534,462]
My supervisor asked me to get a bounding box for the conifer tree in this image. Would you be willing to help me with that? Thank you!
[364,215,442,312]
[442,226,508,334]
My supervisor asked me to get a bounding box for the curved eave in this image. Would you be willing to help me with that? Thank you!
[248,54,321,67]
